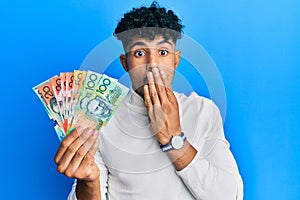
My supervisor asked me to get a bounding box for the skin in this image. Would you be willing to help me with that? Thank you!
[54,35,197,200]
[120,35,197,170]
[54,127,101,199]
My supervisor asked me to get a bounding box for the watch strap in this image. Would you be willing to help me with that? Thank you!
[159,132,186,152]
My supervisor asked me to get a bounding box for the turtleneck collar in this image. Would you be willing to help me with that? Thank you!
[126,86,148,115]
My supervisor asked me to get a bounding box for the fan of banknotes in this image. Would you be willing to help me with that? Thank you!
[33,70,129,141]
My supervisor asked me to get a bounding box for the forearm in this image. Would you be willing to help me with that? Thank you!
[175,141,243,200]
[167,141,197,171]
[76,179,101,200]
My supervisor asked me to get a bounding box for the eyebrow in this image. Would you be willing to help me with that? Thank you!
[128,41,147,51]
[128,39,174,51]
[157,39,173,47]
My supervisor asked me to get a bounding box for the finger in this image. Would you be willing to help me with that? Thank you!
[159,69,172,89]
[75,154,97,180]
[143,84,152,109]
[56,128,94,173]
[152,68,168,104]
[147,72,160,105]
[54,126,83,164]
[64,130,100,177]
[71,129,99,165]
[160,70,177,104]
[144,84,155,121]
[89,137,100,157]
[78,139,100,170]
[152,104,167,134]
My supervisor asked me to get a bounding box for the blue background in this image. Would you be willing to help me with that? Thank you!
[1,0,299,199]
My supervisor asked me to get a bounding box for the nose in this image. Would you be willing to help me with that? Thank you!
[146,50,158,71]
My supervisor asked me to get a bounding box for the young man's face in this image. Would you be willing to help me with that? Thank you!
[120,35,181,96]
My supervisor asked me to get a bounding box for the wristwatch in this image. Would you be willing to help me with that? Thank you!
[159,132,186,152]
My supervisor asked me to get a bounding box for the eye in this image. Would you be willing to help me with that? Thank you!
[159,49,168,56]
[134,50,145,57]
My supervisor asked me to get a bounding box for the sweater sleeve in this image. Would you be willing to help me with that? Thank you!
[176,100,243,200]
[67,150,109,200]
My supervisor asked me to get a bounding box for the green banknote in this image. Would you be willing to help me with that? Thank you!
[85,74,118,128]
[75,73,129,130]
[91,75,129,125]
[75,71,104,130]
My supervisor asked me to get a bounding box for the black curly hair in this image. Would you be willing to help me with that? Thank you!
[114,1,184,49]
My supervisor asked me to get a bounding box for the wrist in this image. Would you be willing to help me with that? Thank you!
[78,164,100,182]
[159,132,186,152]
[77,176,100,185]
[168,141,197,171]
[157,129,182,145]
[76,178,101,200]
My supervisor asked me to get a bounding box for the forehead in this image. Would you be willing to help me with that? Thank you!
[125,35,176,52]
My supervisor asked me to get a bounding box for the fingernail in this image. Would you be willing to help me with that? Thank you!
[160,70,167,78]
[93,130,100,136]
[76,126,83,134]
[153,67,159,73]
[93,131,100,139]
[86,128,93,135]
[147,72,153,78]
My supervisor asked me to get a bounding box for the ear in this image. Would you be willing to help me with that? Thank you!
[120,54,129,72]
[174,50,181,69]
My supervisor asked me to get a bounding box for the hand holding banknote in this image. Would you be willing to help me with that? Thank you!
[54,127,100,181]
[33,70,129,199]
[54,127,102,199]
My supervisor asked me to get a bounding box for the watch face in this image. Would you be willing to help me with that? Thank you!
[171,135,184,149]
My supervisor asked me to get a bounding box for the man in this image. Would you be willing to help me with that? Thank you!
[54,2,243,199]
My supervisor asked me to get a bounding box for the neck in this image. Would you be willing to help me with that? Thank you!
[133,86,145,100]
